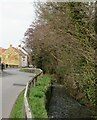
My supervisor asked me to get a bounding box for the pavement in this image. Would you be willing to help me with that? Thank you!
[0,68,36,118]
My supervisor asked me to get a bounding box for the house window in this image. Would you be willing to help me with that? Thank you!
[6,55,8,59]
[23,57,25,61]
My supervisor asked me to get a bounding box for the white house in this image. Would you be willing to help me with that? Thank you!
[17,45,29,67]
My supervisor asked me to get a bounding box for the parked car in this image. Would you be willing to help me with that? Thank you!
[29,65,34,68]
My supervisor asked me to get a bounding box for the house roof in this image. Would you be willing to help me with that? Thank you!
[0,45,28,57]
[0,48,6,55]
[12,47,27,56]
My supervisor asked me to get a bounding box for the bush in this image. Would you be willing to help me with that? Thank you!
[28,75,52,118]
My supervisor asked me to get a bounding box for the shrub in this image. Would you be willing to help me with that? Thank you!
[28,75,52,118]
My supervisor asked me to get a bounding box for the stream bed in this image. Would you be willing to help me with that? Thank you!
[48,82,96,119]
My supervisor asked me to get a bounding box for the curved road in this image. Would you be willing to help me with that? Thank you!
[0,68,36,118]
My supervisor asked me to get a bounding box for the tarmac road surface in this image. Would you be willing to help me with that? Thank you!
[0,68,36,118]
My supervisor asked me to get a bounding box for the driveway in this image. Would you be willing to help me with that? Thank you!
[0,68,36,118]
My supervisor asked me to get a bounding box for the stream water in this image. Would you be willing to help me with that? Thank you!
[48,82,96,119]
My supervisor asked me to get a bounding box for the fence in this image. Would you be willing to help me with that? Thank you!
[24,68,43,119]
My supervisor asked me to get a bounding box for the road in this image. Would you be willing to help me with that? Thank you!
[0,68,36,118]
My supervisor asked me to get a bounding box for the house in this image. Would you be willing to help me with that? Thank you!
[1,45,29,67]
[18,45,29,67]
[0,47,6,63]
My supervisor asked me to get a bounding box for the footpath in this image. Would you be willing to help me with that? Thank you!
[48,82,96,119]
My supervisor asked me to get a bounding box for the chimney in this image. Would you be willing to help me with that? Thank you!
[18,45,22,50]
[10,44,12,47]
[18,45,21,47]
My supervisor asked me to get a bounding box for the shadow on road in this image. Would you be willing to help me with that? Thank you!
[0,71,15,77]
[13,83,26,87]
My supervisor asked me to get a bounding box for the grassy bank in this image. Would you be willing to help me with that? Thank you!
[10,90,25,118]
[20,68,33,73]
[28,74,52,118]
[20,68,41,75]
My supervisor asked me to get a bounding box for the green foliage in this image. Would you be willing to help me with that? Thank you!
[20,68,33,73]
[81,63,96,105]
[24,2,96,110]
[29,75,52,118]
[55,66,66,80]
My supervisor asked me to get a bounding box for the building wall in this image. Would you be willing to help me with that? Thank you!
[1,45,29,67]
[18,46,28,67]
[2,47,20,66]
[0,56,1,63]
[21,56,28,67]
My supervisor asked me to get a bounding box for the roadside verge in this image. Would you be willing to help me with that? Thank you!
[10,68,52,119]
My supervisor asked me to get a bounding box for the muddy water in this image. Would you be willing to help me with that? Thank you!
[48,82,96,119]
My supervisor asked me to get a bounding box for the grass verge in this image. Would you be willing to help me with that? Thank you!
[28,74,52,118]
[20,68,32,73]
[10,90,25,118]
[20,68,39,74]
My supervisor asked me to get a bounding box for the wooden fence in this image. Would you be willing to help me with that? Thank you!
[24,68,43,119]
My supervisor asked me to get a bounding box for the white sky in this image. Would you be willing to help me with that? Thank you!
[0,0,36,48]
[0,0,95,49]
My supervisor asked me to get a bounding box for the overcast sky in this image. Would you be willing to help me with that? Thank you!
[0,0,95,49]
[0,0,36,48]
